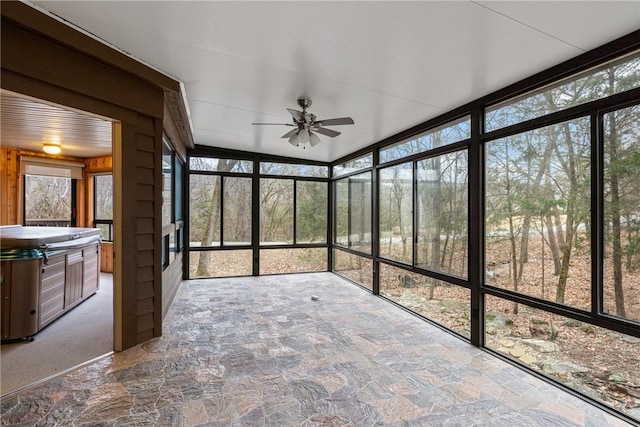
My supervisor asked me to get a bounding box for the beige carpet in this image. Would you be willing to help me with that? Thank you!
[0,273,113,396]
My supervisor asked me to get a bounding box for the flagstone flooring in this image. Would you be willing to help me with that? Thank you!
[0,272,632,426]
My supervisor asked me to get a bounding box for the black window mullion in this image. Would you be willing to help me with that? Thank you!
[327,177,333,272]
[219,175,225,246]
[171,152,176,224]
[252,160,260,275]
[292,179,297,245]
[347,177,352,249]
[69,178,77,227]
[331,180,336,246]
[593,111,604,318]
[184,159,191,279]
[22,175,26,226]
[469,106,484,348]
[412,160,417,268]
[371,150,380,294]
[93,176,101,232]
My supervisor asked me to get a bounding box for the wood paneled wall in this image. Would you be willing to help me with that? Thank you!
[101,242,114,273]
[1,2,188,351]
[85,155,113,174]
[0,147,20,226]
[162,254,183,318]
[0,147,113,228]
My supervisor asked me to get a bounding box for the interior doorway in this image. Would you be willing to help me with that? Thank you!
[0,91,118,396]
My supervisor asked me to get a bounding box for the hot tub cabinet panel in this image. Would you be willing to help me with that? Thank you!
[83,246,99,297]
[39,253,66,329]
[65,249,84,310]
[1,226,101,340]
[1,259,40,340]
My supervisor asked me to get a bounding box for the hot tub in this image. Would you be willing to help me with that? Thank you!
[1,226,101,340]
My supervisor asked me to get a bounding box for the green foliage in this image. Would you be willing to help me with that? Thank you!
[296,181,327,243]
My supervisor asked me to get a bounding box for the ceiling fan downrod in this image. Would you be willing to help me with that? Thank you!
[297,98,312,111]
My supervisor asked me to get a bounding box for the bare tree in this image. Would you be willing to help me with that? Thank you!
[195,158,239,276]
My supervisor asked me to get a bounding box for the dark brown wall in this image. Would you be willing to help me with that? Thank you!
[1,2,185,350]
[162,255,183,318]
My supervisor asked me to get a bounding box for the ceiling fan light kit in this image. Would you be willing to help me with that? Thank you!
[252,98,354,149]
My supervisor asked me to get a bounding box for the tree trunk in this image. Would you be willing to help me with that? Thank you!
[517,214,531,285]
[196,159,238,276]
[545,212,562,275]
[607,107,627,317]
[541,214,546,299]
[432,156,442,269]
[394,172,407,259]
[419,188,430,266]
[517,136,554,285]
[503,140,519,314]
[625,216,640,272]
[441,199,451,267]
[508,214,519,314]
[554,122,580,305]
[196,181,221,276]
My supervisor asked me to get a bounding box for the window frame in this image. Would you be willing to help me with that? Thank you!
[23,174,76,227]
[161,135,185,271]
[93,173,113,241]
[186,151,331,279]
[327,38,640,424]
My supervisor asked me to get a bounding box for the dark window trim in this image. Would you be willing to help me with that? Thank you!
[186,152,331,278]
[93,174,113,242]
[190,245,253,252]
[259,173,328,182]
[188,170,253,178]
[191,144,329,167]
[482,86,640,143]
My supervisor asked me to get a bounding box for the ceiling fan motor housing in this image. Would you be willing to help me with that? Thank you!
[297,98,312,110]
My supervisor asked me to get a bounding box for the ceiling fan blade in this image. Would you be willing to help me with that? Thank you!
[252,122,295,126]
[281,128,298,139]
[314,117,354,126]
[313,127,341,138]
[286,108,304,122]
[309,131,321,147]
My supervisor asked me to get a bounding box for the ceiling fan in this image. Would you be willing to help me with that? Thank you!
[252,98,354,148]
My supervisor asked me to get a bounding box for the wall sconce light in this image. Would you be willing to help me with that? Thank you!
[42,142,62,155]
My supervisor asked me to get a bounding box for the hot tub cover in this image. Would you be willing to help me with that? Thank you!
[0,226,101,249]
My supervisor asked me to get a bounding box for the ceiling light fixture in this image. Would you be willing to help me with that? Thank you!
[288,128,323,150]
[298,129,310,144]
[309,132,321,147]
[42,142,62,155]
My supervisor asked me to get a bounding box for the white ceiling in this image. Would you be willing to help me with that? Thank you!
[27,1,640,163]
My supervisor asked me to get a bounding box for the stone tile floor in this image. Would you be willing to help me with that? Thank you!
[0,273,632,426]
